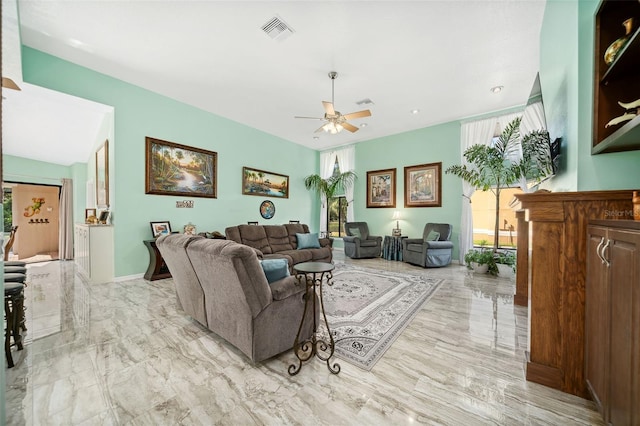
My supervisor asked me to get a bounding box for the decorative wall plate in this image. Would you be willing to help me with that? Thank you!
[260,200,275,219]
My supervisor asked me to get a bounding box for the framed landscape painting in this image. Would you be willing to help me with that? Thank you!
[366,168,396,208]
[404,162,442,207]
[145,137,217,198]
[242,167,289,198]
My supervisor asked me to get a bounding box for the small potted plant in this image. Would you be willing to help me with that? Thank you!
[495,251,516,278]
[464,248,495,274]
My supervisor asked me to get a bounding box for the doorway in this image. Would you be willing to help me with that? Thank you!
[3,182,61,263]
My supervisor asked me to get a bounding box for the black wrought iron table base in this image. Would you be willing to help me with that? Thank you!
[288,262,340,376]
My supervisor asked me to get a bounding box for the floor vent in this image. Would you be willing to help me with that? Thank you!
[261,15,294,41]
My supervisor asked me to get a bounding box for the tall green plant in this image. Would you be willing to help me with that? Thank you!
[446,116,552,252]
[304,171,357,235]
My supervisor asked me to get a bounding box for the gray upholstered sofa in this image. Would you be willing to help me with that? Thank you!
[402,223,454,268]
[225,223,332,271]
[156,233,316,362]
[343,222,382,259]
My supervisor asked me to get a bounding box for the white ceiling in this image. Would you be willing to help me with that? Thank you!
[5,0,546,165]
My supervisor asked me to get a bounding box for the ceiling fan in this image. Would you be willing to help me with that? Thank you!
[295,71,371,134]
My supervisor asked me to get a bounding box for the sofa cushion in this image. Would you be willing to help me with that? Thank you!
[269,276,305,301]
[347,227,361,238]
[235,225,273,254]
[297,233,320,249]
[278,249,313,265]
[284,223,310,248]
[426,230,440,241]
[260,259,290,284]
[264,225,294,252]
[308,247,332,261]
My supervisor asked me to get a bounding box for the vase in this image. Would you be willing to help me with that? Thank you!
[604,18,634,65]
[633,191,640,221]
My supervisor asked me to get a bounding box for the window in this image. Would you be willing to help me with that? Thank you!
[328,196,348,237]
[328,156,347,237]
[470,186,521,249]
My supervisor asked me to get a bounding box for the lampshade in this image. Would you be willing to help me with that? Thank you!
[392,210,401,220]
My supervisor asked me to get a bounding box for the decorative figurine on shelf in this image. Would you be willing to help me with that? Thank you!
[605,98,640,128]
[604,18,633,66]
[184,222,197,235]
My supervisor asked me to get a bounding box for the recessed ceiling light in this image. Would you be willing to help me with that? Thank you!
[490,85,504,93]
[411,109,420,115]
[360,123,368,128]
[313,136,319,140]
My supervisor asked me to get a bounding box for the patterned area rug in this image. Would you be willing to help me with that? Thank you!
[321,263,444,371]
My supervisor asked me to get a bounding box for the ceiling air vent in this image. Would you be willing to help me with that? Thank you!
[356,98,375,106]
[261,15,294,41]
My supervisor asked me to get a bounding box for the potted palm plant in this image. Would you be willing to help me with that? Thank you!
[304,171,357,237]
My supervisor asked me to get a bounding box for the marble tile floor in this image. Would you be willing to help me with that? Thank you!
[5,253,604,425]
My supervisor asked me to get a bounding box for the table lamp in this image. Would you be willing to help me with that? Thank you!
[392,211,402,236]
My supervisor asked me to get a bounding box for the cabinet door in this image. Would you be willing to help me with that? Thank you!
[585,225,610,417]
[607,228,640,425]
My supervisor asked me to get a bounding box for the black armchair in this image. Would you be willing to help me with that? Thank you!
[402,223,454,267]
[343,222,382,259]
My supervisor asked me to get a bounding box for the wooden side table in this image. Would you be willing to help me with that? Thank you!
[382,235,407,261]
[143,239,171,281]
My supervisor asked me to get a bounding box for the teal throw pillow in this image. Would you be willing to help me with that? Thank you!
[348,227,361,238]
[260,259,290,284]
[296,233,321,249]
[426,231,440,241]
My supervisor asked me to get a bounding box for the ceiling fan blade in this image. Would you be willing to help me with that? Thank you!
[2,77,21,90]
[322,101,335,116]
[342,122,359,133]
[342,110,371,120]
[314,124,327,133]
[294,116,324,120]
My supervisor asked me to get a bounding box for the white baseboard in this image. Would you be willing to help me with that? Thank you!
[114,273,144,282]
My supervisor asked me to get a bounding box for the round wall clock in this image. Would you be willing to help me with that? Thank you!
[260,200,275,219]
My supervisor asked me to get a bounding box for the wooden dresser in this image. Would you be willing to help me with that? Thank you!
[514,190,634,398]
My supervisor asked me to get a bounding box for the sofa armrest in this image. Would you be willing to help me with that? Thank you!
[319,237,333,248]
[369,235,383,243]
[251,247,264,259]
[342,236,358,244]
[425,240,454,249]
[269,276,305,301]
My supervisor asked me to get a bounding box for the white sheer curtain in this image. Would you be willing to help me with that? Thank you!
[318,150,335,235]
[335,145,355,221]
[58,178,74,260]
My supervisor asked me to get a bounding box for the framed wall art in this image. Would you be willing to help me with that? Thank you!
[150,221,172,238]
[96,140,109,208]
[404,162,442,207]
[366,168,396,208]
[242,167,289,198]
[145,137,217,198]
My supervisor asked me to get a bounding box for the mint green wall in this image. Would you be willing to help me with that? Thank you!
[352,121,462,260]
[540,0,640,192]
[539,0,579,191]
[21,47,318,278]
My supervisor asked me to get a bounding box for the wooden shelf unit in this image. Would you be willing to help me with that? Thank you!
[593,0,640,154]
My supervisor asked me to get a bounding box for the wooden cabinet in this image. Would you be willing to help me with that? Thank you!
[74,224,114,283]
[513,190,634,398]
[586,220,640,425]
[592,0,640,154]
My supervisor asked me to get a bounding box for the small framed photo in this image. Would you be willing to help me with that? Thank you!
[366,168,396,208]
[98,210,110,224]
[404,162,442,208]
[85,208,97,220]
[150,221,172,238]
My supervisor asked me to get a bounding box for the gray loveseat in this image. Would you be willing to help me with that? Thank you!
[156,233,316,362]
[225,223,332,271]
